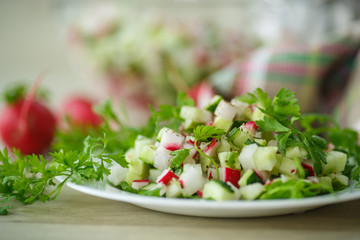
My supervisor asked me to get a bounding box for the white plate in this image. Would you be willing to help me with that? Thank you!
[64,179,360,218]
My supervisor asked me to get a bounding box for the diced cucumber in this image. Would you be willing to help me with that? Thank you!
[278,157,297,176]
[229,128,253,148]
[183,120,202,131]
[285,146,306,160]
[329,173,349,190]
[239,183,265,200]
[214,100,237,121]
[214,116,233,132]
[217,135,237,153]
[128,158,149,180]
[125,171,144,185]
[251,108,265,121]
[254,138,267,146]
[218,151,240,169]
[321,151,348,175]
[149,168,163,183]
[139,145,156,165]
[253,146,278,171]
[125,148,136,164]
[205,95,223,113]
[318,176,333,191]
[230,98,249,120]
[199,154,212,173]
[135,135,153,158]
[202,179,235,201]
[180,106,212,123]
[166,179,183,198]
[238,169,263,187]
[238,143,258,171]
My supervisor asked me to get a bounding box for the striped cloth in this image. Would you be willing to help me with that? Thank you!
[234,39,360,129]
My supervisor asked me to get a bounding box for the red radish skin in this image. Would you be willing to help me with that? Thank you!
[62,97,102,127]
[245,121,259,131]
[223,168,241,188]
[157,170,179,185]
[164,143,181,151]
[0,99,56,155]
[301,161,315,176]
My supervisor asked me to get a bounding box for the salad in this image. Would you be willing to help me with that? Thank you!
[106,88,360,201]
[1,87,359,216]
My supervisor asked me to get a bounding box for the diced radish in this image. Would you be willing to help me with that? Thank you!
[183,139,198,159]
[156,169,179,185]
[160,128,185,151]
[253,169,271,184]
[238,143,258,171]
[230,99,249,119]
[207,167,218,180]
[153,146,172,170]
[107,163,129,186]
[220,167,241,188]
[179,164,204,196]
[214,100,237,121]
[187,81,215,109]
[302,159,315,176]
[132,180,150,190]
[240,121,258,136]
[203,138,221,157]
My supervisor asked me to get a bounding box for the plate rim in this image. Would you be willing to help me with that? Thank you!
[64,178,360,211]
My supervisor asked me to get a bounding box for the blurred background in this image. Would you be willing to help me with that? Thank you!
[1,0,360,128]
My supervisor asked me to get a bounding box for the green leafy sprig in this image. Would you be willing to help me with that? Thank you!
[239,88,327,175]
[0,135,125,215]
[193,125,225,177]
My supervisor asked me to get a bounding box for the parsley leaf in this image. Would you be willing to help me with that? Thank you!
[193,125,225,142]
[170,149,190,170]
[0,135,125,213]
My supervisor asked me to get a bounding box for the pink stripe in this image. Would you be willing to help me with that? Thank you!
[267,63,309,77]
[321,44,354,56]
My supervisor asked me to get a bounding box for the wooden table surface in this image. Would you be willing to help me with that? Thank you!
[1,186,360,240]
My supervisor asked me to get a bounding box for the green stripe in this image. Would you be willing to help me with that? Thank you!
[270,53,332,64]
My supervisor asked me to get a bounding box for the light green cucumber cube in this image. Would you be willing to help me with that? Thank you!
[135,135,153,158]
[202,180,235,201]
[321,151,347,174]
[218,151,240,169]
[253,146,278,171]
[214,116,233,132]
[166,180,183,198]
[328,173,349,190]
[239,183,265,200]
[279,157,297,176]
[139,145,156,165]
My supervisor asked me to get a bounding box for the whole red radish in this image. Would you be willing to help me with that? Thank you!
[0,81,56,155]
[62,97,102,128]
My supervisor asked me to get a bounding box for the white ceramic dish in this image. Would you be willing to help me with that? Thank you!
[64,179,360,218]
